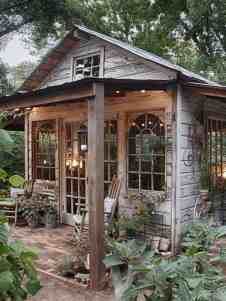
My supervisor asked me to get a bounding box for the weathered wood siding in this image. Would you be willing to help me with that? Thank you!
[177,90,203,226]
[40,34,176,88]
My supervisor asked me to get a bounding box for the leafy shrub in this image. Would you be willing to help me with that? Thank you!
[104,222,226,301]
[0,215,41,300]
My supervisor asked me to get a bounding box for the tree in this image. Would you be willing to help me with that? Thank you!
[9,61,36,90]
[0,60,13,96]
[2,0,226,82]
[0,0,82,44]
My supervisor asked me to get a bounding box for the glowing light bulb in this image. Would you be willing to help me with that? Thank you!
[141,123,145,127]
[115,90,120,94]
[79,160,83,169]
[43,160,47,165]
[72,159,79,167]
[223,171,226,179]
[140,89,146,93]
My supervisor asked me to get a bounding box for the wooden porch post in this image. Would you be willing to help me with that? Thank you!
[88,83,105,290]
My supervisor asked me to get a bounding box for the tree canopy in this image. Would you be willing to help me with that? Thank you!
[1,0,226,82]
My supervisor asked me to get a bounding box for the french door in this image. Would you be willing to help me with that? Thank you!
[63,121,87,225]
[62,119,118,225]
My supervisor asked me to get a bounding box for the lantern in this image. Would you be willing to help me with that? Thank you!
[78,124,88,154]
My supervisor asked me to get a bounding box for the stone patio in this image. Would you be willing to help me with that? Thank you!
[11,225,113,301]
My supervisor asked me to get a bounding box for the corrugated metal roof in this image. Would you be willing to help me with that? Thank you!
[75,24,220,86]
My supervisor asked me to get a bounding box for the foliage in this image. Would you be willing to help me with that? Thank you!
[181,220,226,255]
[104,221,226,301]
[8,175,25,188]
[0,215,41,300]
[0,169,25,192]
[0,112,24,186]
[2,1,226,82]
[8,61,36,90]
[18,193,57,227]
[0,59,13,96]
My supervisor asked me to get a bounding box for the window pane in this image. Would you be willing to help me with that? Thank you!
[128,155,139,171]
[128,173,139,189]
[110,163,117,179]
[66,197,72,213]
[141,174,152,190]
[154,175,165,191]
[141,159,152,172]
[128,138,137,154]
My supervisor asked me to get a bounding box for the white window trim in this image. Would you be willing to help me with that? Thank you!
[71,47,104,81]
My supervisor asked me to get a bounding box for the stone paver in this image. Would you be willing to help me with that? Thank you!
[28,273,113,301]
[11,225,114,301]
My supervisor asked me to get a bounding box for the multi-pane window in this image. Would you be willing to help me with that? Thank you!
[128,113,165,191]
[32,121,56,181]
[207,118,226,190]
[65,122,86,216]
[72,54,100,81]
[104,120,118,195]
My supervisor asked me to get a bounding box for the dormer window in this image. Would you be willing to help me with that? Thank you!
[72,53,101,81]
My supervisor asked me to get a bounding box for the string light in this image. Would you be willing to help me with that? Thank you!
[140,89,146,93]
[115,90,120,94]
[141,123,145,127]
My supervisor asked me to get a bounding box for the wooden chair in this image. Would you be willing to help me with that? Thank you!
[72,176,121,244]
[104,176,121,224]
[0,198,17,223]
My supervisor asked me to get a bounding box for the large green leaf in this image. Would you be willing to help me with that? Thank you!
[103,254,124,268]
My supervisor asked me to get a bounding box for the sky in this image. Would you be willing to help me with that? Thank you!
[0,35,37,66]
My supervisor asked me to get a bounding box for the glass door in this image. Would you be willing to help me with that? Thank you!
[63,121,87,225]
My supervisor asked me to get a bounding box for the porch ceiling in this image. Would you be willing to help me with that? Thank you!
[184,82,226,99]
[0,78,176,111]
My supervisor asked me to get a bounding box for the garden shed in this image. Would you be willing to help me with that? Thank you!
[1,24,226,289]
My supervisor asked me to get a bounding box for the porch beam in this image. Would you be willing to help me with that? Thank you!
[88,82,105,290]
[0,85,94,111]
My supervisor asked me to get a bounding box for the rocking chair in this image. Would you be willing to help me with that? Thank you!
[72,176,121,236]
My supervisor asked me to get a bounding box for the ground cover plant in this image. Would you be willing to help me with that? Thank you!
[104,221,226,301]
[0,215,41,300]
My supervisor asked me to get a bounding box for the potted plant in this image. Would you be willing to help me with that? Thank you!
[44,203,58,229]
[18,195,41,228]
[20,205,40,228]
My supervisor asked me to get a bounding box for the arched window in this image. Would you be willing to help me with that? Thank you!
[128,113,165,191]
[32,120,56,181]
